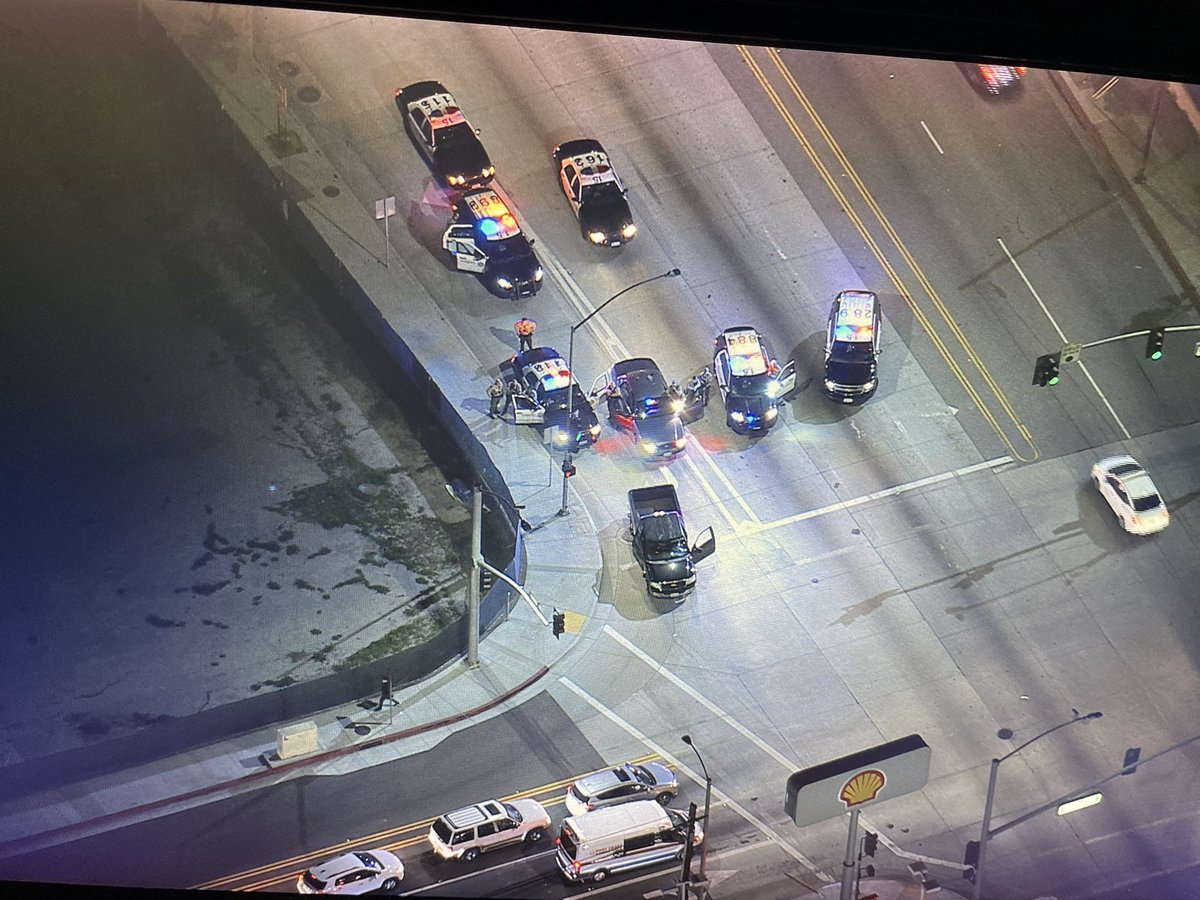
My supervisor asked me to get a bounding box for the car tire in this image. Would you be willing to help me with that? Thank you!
[525,827,544,843]
[593,869,608,883]
[463,848,480,863]
[656,792,675,805]
[381,877,399,891]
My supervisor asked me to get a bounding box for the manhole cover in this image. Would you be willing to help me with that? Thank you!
[297,85,321,103]
[997,727,1014,740]
[277,60,300,77]
[322,185,340,198]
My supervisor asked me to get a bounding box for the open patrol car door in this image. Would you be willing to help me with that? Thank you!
[773,359,797,399]
[512,392,545,426]
[442,224,487,274]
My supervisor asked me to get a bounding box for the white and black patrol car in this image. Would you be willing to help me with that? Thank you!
[394,81,495,189]
[823,290,881,404]
[552,139,636,247]
[589,358,700,460]
[500,347,601,449]
[712,327,796,434]
[442,189,543,299]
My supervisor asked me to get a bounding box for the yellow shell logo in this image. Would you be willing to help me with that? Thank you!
[840,769,886,807]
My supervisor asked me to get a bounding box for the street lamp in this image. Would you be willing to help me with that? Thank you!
[682,734,713,895]
[972,709,1103,900]
[444,481,536,668]
[559,268,681,516]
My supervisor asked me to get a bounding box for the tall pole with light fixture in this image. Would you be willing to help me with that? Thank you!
[682,735,713,896]
[559,268,681,517]
[972,710,1103,900]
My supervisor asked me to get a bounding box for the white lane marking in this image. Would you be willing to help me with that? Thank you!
[558,676,830,879]
[920,120,945,155]
[601,629,969,874]
[603,626,797,771]
[737,454,1013,537]
[997,236,1132,440]
[691,441,763,525]
[681,451,747,531]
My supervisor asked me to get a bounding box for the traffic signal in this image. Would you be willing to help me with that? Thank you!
[552,610,566,639]
[1033,352,1061,386]
[862,831,878,857]
[1145,328,1165,360]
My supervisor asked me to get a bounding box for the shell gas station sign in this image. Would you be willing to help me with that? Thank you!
[785,734,931,828]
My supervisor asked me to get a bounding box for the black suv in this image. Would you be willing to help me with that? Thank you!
[823,290,881,405]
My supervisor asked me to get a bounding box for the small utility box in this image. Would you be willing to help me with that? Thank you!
[277,720,319,760]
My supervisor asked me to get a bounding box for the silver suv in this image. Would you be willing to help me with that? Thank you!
[564,761,678,818]
[428,799,552,862]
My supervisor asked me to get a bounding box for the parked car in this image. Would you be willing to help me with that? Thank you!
[394,80,494,188]
[297,849,404,894]
[1091,455,1169,535]
[958,62,1028,97]
[428,798,552,862]
[564,761,678,818]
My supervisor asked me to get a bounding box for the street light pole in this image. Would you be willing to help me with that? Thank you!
[559,268,681,517]
[972,710,1102,900]
[682,734,712,893]
[466,484,482,669]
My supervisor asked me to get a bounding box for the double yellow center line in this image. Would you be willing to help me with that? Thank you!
[739,46,1038,463]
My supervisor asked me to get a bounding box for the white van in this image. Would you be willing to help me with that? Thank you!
[555,799,703,884]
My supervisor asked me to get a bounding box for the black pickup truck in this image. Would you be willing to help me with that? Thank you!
[628,484,716,598]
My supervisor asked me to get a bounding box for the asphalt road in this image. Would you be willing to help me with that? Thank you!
[251,16,1200,899]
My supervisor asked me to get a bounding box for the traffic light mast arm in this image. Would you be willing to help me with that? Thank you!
[1079,324,1200,351]
[477,558,549,626]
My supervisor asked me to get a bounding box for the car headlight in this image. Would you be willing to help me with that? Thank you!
[674,436,687,449]
[484,166,495,177]
[730,411,746,423]
[621,223,637,239]
[767,381,782,398]
[824,379,838,392]
[496,276,513,290]
[765,407,778,420]
[670,399,684,413]
[588,231,608,244]
[863,379,877,391]
[448,174,465,186]
[533,267,544,282]
[641,440,656,455]
[589,423,601,436]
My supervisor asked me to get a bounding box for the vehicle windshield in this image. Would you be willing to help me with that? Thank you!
[433,121,475,147]
[829,340,874,363]
[1109,462,1142,477]
[729,373,769,397]
[629,764,654,785]
[582,182,622,204]
[432,818,453,842]
[353,852,382,870]
[503,802,523,821]
[1132,494,1162,512]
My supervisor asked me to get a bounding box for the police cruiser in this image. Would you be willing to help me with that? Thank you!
[552,139,637,247]
[500,347,601,448]
[442,189,544,299]
[823,290,881,404]
[394,81,495,189]
[712,326,796,434]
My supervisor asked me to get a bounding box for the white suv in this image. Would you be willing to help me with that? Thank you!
[428,799,552,862]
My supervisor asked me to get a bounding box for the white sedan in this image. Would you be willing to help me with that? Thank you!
[1091,455,1170,535]
[297,849,405,894]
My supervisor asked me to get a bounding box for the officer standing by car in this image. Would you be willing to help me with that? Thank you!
[514,317,537,352]
[487,377,505,418]
[503,377,524,419]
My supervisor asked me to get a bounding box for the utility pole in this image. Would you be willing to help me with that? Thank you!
[466,484,482,668]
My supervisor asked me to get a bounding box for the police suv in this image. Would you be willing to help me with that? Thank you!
[394,81,495,189]
[712,326,796,434]
[442,189,544,299]
[552,139,637,247]
[823,290,882,404]
[500,347,601,448]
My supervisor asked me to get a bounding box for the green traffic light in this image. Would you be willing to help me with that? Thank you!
[1151,350,1162,360]
[1048,375,1059,385]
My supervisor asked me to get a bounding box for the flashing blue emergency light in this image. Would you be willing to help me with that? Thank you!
[479,218,500,237]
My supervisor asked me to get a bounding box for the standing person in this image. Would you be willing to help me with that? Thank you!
[514,317,537,352]
[486,377,505,419]
[504,378,523,418]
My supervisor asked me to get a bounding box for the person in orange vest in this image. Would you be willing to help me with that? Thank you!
[514,317,537,352]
